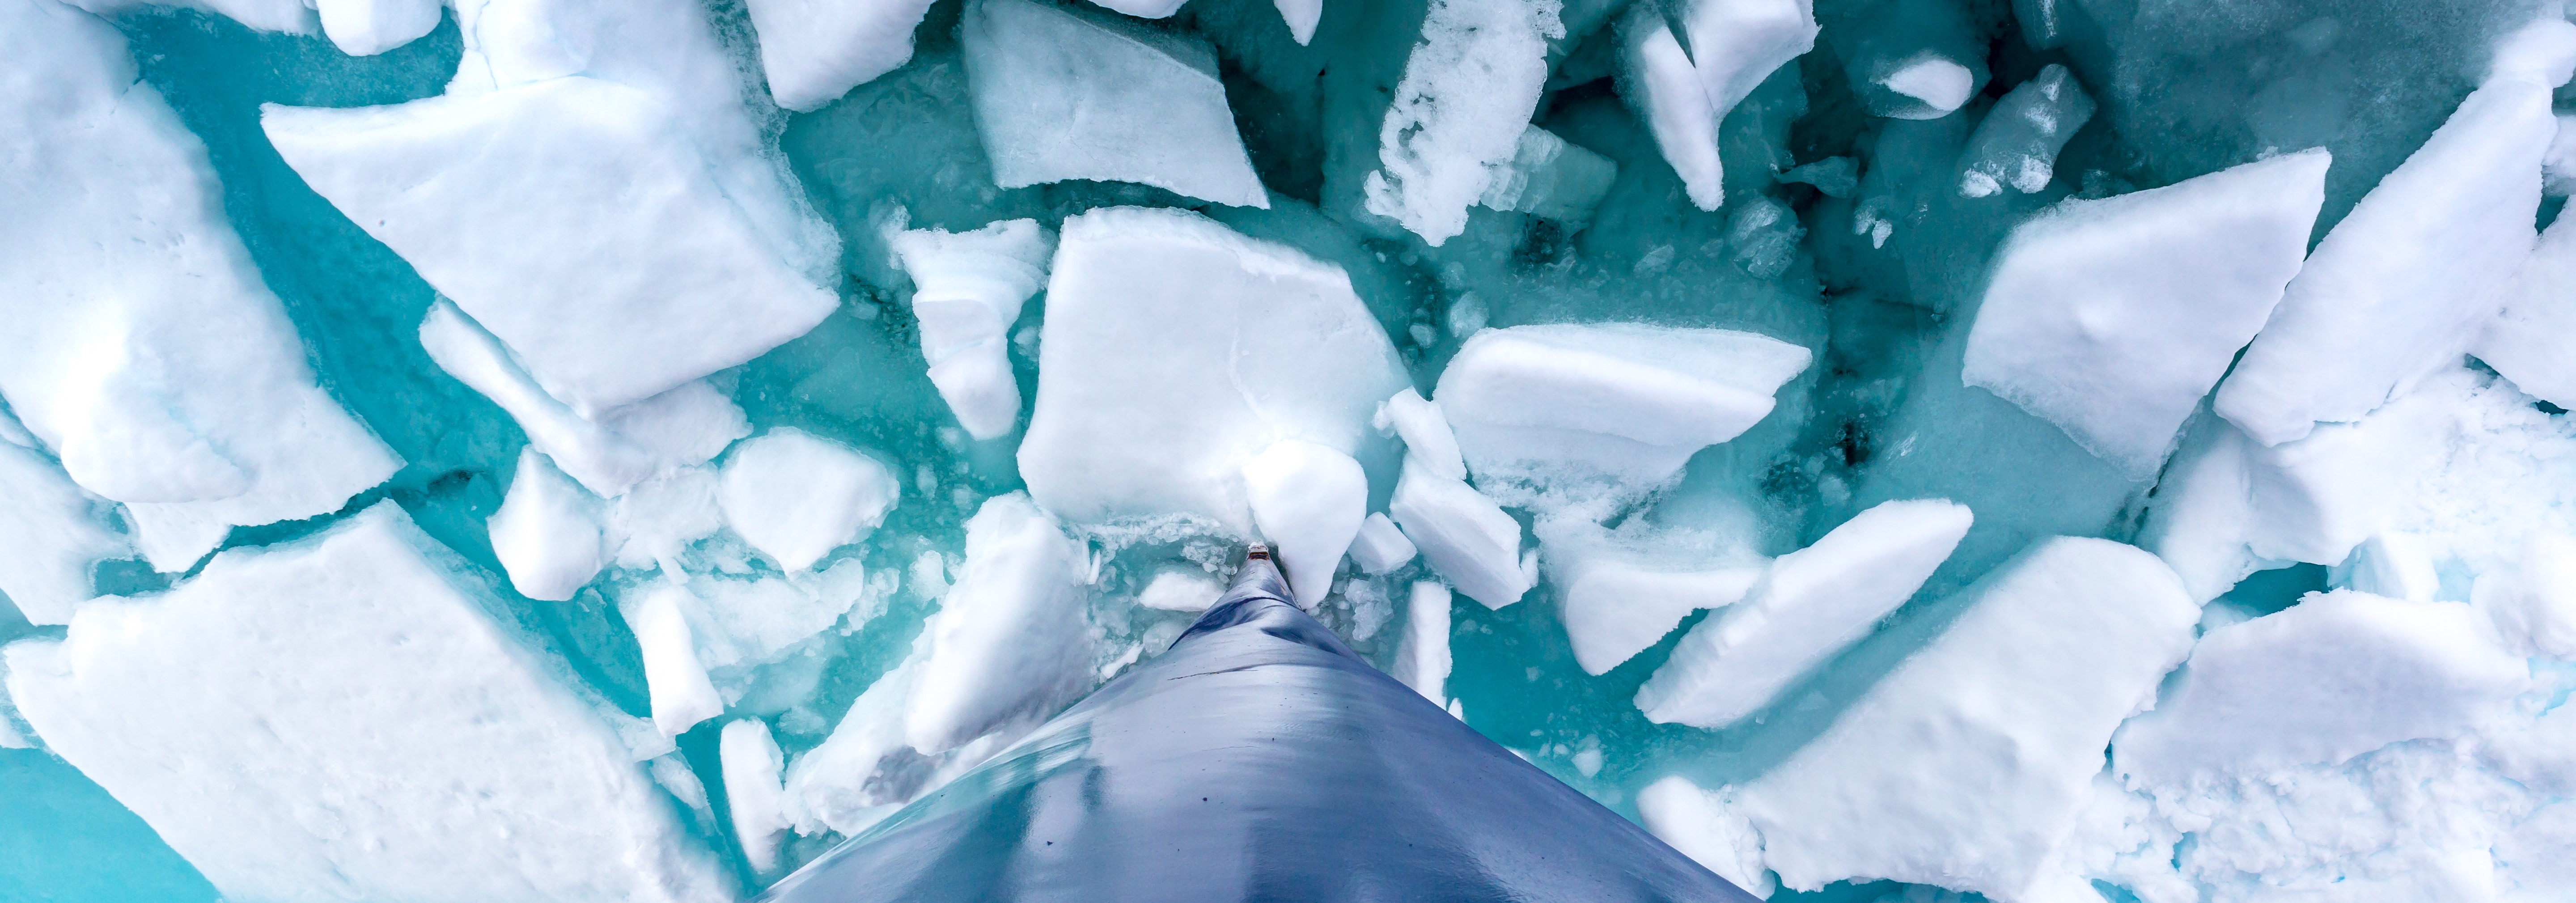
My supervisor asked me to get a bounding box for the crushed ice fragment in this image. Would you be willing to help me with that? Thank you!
[1363,0,1564,243]
[1390,458,1531,609]
[1137,569,1224,612]
[1538,517,1768,676]
[1636,776,1777,898]
[720,718,791,873]
[904,494,1093,755]
[623,580,726,736]
[718,429,901,573]
[1242,440,1369,607]
[891,218,1054,441]
[1349,512,1420,575]
[316,0,441,56]
[746,0,942,111]
[1618,0,1818,210]
[1392,581,1454,703]
[488,448,607,602]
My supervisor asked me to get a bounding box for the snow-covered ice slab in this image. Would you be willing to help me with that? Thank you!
[1390,458,1531,608]
[961,0,1267,208]
[1,0,400,571]
[1637,499,1971,728]
[1242,440,1368,606]
[1020,207,1406,534]
[1618,0,1818,211]
[1538,517,1768,676]
[905,493,1094,755]
[747,0,941,111]
[2216,19,2576,446]
[719,429,900,572]
[1735,538,2197,901]
[2114,590,2527,784]
[0,423,129,626]
[488,447,606,602]
[2477,196,2576,409]
[1364,0,1563,244]
[1435,323,1811,513]
[890,218,1053,441]
[266,76,839,415]
[3,502,732,903]
[1963,150,2328,476]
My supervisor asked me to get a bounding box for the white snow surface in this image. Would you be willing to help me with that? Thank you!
[905,493,1094,755]
[783,657,926,836]
[1363,0,1564,244]
[267,77,838,415]
[1392,580,1454,702]
[623,580,726,736]
[1736,538,2198,901]
[1348,512,1420,574]
[1019,207,1406,534]
[1636,776,1778,898]
[1,0,400,562]
[3,502,731,903]
[747,0,941,111]
[961,0,1267,208]
[317,0,441,55]
[1621,0,1818,210]
[1964,149,2330,477]
[488,447,607,602]
[720,718,791,873]
[1389,458,1531,609]
[0,436,130,626]
[719,429,901,572]
[1435,323,1812,515]
[892,218,1054,441]
[2114,590,2527,785]
[2216,19,2576,447]
[1242,440,1368,607]
[1638,499,1972,728]
[1538,516,1768,676]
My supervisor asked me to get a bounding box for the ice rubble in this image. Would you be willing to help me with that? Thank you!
[904,494,1093,754]
[1962,150,2330,476]
[1019,207,1406,534]
[2477,201,2576,410]
[1734,538,2199,901]
[1636,499,1971,728]
[1618,0,1818,211]
[4,504,732,903]
[1364,0,1564,244]
[718,429,900,573]
[961,0,1268,208]
[2,0,401,577]
[890,218,1054,441]
[746,0,941,111]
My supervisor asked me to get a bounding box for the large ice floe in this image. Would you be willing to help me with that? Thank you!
[13,0,2576,899]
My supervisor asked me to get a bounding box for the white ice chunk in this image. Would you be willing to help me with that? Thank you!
[2,0,399,549]
[1962,150,2330,476]
[1538,517,1768,676]
[1375,387,1467,480]
[2,503,730,903]
[1619,0,1818,210]
[2479,531,2576,658]
[891,218,1054,440]
[2475,199,2576,409]
[606,466,728,570]
[782,659,926,835]
[719,429,901,572]
[1020,208,1406,534]
[2139,417,2268,604]
[1638,499,1971,727]
[676,560,882,674]
[266,76,839,415]
[961,0,1267,208]
[622,581,726,736]
[906,494,1093,754]
[1636,776,1778,898]
[1272,0,1320,44]
[488,447,606,602]
[746,0,941,111]
[1735,538,2198,900]
[593,379,751,470]
[1085,0,1183,16]
[1363,0,1564,244]
[2114,590,2527,784]
[317,0,441,55]
[2339,532,2440,603]
[2216,20,2576,446]
[1877,54,1974,119]
[1242,440,1368,606]
[720,718,790,873]
[419,301,658,496]
[1956,64,2096,197]
[1477,125,1619,225]
[68,0,314,33]
[1349,512,1419,574]
[1137,568,1224,612]
[1389,458,1530,609]
[1435,323,1811,513]
[2242,388,2456,565]
[0,438,129,626]
[1392,580,1454,703]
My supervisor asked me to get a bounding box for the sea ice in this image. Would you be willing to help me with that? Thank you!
[2216,18,2576,446]
[1618,0,1818,210]
[903,494,1093,755]
[1635,776,1776,898]
[4,503,731,903]
[2475,203,2576,410]
[315,0,441,56]
[623,581,727,736]
[721,718,791,873]
[1137,569,1224,612]
[890,218,1054,440]
[1019,207,1406,534]
[1538,517,1768,676]
[781,659,928,836]
[1434,323,1812,513]
[1735,538,2198,900]
[746,0,941,111]
[2,0,400,568]
[1392,580,1454,703]
[1962,150,2330,476]
[1389,458,1531,609]
[67,0,312,33]
[1955,64,2096,197]
[718,429,901,572]
[1363,0,1564,244]
[418,301,659,497]
[1876,55,1975,119]
[0,433,129,626]
[1241,440,1369,606]
[1477,125,1620,224]
[961,0,1267,208]
[1636,499,1970,727]
[2114,590,2528,784]
[267,76,839,415]
[488,448,607,602]
[1348,512,1420,574]
[1375,387,1467,480]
